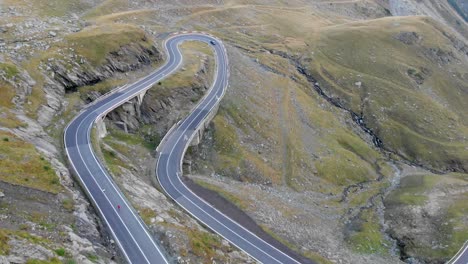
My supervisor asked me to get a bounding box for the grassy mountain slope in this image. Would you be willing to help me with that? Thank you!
[1,0,467,263]
[302,16,468,172]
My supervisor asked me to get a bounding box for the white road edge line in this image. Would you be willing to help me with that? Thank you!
[66,32,303,264]
[163,97,286,264]
[63,37,183,264]
[156,36,301,264]
[83,42,182,264]
[448,241,468,264]
[75,111,152,264]
[64,121,133,264]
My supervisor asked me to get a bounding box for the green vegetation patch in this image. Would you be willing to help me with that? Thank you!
[54,248,66,257]
[61,198,74,212]
[106,131,142,146]
[14,230,50,245]
[26,257,61,264]
[156,41,214,89]
[66,23,153,66]
[211,114,281,183]
[104,128,157,151]
[138,207,156,226]
[101,148,124,175]
[306,16,468,171]
[0,108,27,129]
[336,133,379,164]
[86,254,99,263]
[0,62,19,79]
[212,114,241,156]
[0,131,62,193]
[385,173,468,260]
[0,228,51,256]
[187,229,223,262]
[211,114,243,175]
[385,174,439,206]
[315,149,376,186]
[347,181,389,207]
[0,82,16,109]
[293,86,382,192]
[0,229,10,255]
[346,209,388,254]
[99,126,159,178]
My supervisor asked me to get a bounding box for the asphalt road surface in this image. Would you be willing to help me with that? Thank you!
[449,242,468,264]
[64,31,468,264]
[155,35,304,264]
[64,32,304,263]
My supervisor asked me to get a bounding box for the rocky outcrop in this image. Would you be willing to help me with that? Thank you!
[0,20,165,264]
[50,43,161,92]
[32,42,162,126]
[106,56,211,138]
[394,31,422,45]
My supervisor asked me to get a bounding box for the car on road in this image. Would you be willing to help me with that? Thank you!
[210,40,216,45]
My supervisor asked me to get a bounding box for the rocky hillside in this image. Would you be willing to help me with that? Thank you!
[0,0,467,264]
[0,5,163,262]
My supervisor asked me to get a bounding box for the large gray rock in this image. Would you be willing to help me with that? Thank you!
[50,44,161,92]
[104,54,210,138]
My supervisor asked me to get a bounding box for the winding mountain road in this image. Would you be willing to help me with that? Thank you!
[64,33,303,263]
[449,241,468,264]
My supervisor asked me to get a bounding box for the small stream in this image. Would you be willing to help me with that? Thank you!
[382,163,403,258]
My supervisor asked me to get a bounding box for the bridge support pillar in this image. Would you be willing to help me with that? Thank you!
[189,130,201,146]
[137,90,147,106]
[114,121,128,133]
[189,104,219,147]
[96,116,107,138]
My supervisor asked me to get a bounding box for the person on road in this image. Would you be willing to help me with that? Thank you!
[117,204,121,210]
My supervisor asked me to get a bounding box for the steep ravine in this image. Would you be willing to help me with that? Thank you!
[255,47,444,176]
[279,53,466,263]
[265,49,441,176]
[288,54,467,263]
[88,46,260,263]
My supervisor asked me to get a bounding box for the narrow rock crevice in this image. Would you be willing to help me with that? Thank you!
[292,60,454,175]
[259,48,453,175]
[296,65,384,148]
